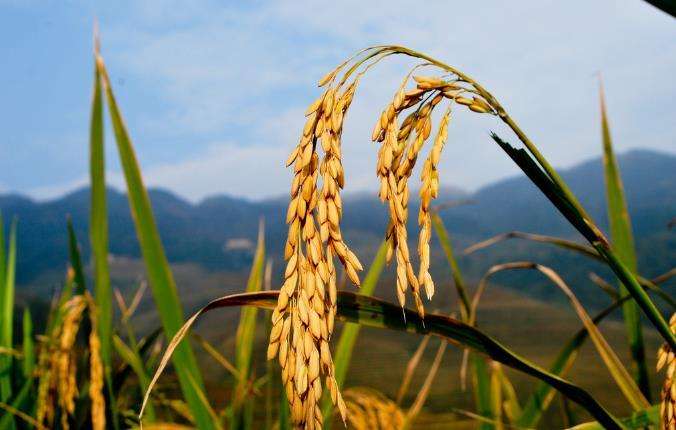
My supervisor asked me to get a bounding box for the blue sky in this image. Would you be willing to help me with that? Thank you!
[2,1,675,202]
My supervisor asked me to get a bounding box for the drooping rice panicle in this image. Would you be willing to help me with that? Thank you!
[418,107,451,300]
[267,47,506,428]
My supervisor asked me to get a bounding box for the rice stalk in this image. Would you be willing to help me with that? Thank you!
[0,216,17,406]
[599,82,650,399]
[0,401,46,430]
[233,219,266,429]
[431,213,494,428]
[21,308,34,379]
[269,45,675,426]
[113,284,158,423]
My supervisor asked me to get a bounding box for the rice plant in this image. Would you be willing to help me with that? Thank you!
[0,30,674,430]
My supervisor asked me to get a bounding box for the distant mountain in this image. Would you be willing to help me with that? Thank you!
[2,149,674,308]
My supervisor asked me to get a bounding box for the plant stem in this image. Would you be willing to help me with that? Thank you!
[381,45,674,349]
[595,243,676,349]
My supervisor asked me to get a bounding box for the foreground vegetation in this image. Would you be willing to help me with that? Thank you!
[0,36,674,430]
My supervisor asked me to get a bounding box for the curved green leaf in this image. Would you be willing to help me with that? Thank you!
[600,85,649,398]
[143,291,625,429]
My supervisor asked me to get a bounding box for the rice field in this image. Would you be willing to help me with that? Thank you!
[1,14,675,430]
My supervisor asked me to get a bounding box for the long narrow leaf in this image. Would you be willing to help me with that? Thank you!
[95,53,215,430]
[0,378,33,430]
[432,214,492,428]
[431,213,471,318]
[67,218,86,296]
[142,291,624,429]
[21,309,34,380]
[0,217,16,405]
[600,85,649,398]
[493,133,676,350]
[232,220,265,429]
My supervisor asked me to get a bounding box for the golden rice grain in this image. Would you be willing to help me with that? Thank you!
[86,295,106,430]
[658,314,676,430]
[271,47,507,427]
[343,387,404,430]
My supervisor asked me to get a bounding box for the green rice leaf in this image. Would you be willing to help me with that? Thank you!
[0,217,17,405]
[0,378,35,430]
[89,49,113,382]
[21,309,34,380]
[232,220,265,429]
[95,52,215,430]
[599,85,649,399]
[67,218,86,296]
[431,213,471,319]
[493,132,676,351]
[431,214,492,428]
[143,291,625,430]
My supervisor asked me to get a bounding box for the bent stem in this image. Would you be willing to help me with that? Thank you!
[368,45,675,349]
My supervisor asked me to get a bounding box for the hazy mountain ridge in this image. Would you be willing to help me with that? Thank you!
[3,149,674,308]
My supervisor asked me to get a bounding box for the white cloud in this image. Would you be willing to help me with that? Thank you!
[16,0,674,202]
[141,141,291,202]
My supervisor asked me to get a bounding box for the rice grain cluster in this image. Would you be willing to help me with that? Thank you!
[343,387,404,430]
[657,313,676,430]
[35,293,106,430]
[269,46,499,429]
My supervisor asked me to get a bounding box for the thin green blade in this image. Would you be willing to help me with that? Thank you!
[95,53,215,430]
[232,221,265,429]
[67,218,86,296]
[89,50,113,381]
[600,85,649,399]
[21,309,34,380]
[493,132,676,351]
[145,291,625,429]
[431,214,492,429]
[0,217,17,405]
